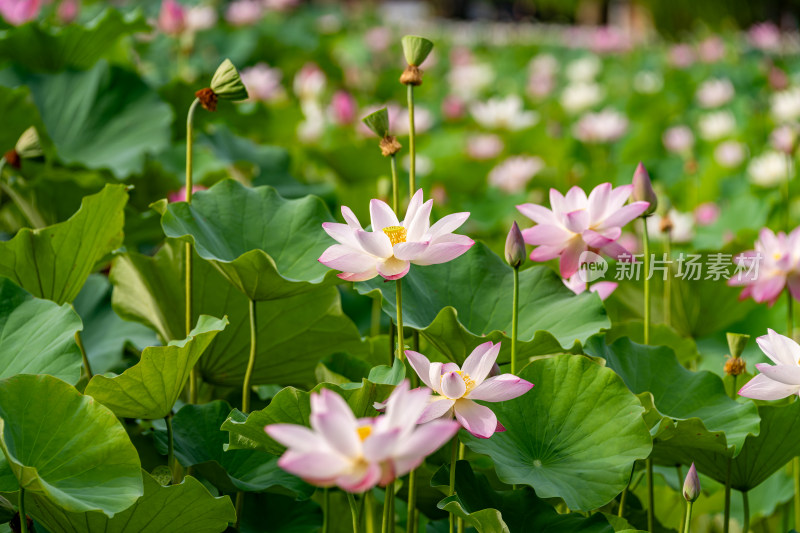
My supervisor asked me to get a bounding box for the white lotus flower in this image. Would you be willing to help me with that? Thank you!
[566,55,602,82]
[470,95,538,131]
[560,82,604,114]
[748,151,788,187]
[698,111,736,141]
[771,87,800,123]
[488,156,545,194]
[696,78,735,108]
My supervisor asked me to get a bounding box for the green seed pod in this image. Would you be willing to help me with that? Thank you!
[210,58,248,101]
[15,126,42,159]
[726,332,750,360]
[362,108,390,138]
[401,35,433,67]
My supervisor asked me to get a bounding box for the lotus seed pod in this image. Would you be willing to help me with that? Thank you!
[401,35,433,67]
[210,58,249,101]
[362,108,390,138]
[726,332,750,360]
[15,126,42,159]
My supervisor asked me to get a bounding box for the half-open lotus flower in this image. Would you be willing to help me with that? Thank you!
[739,329,800,400]
[406,342,534,439]
[728,227,800,305]
[265,383,459,493]
[319,189,474,281]
[517,183,649,278]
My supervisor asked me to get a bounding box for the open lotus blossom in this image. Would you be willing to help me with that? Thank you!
[265,383,459,492]
[406,342,534,439]
[563,275,617,300]
[517,183,650,278]
[739,330,800,400]
[470,95,539,131]
[319,189,474,281]
[158,0,185,35]
[728,227,800,305]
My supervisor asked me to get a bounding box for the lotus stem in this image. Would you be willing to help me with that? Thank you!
[347,492,361,533]
[724,456,732,533]
[365,490,375,533]
[18,487,27,533]
[391,155,399,215]
[795,455,800,530]
[75,331,92,380]
[742,491,750,533]
[395,280,404,362]
[683,501,693,533]
[449,438,458,533]
[371,297,381,338]
[382,482,394,533]
[664,235,672,326]
[646,457,654,533]
[408,84,416,194]
[165,414,175,483]
[785,154,792,232]
[618,464,636,518]
[234,492,244,530]
[186,97,201,404]
[406,469,416,533]
[511,266,520,375]
[323,488,330,533]
[642,220,651,345]
[242,298,257,414]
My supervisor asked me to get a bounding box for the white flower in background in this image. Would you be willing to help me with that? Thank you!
[466,134,504,160]
[560,83,604,114]
[529,54,559,77]
[185,5,217,32]
[297,100,326,143]
[240,63,285,102]
[633,71,663,94]
[224,0,262,26]
[662,125,694,154]
[748,151,788,187]
[488,156,545,194]
[647,209,695,243]
[365,27,392,53]
[389,104,433,135]
[264,0,299,11]
[771,87,800,123]
[527,72,555,99]
[402,154,433,177]
[448,63,494,101]
[696,78,735,108]
[771,125,797,154]
[573,108,628,143]
[698,111,736,141]
[566,55,602,82]
[315,13,342,34]
[714,140,746,168]
[470,95,538,131]
[293,63,326,101]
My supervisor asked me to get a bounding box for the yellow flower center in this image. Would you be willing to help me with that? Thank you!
[357,425,372,441]
[455,370,476,394]
[382,225,407,246]
[774,252,783,261]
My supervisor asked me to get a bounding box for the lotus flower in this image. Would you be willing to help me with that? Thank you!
[265,383,459,492]
[739,329,800,400]
[157,0,185,35]
[748,151,788,187]
[406,342,534,439]
[517,183,649,278]
[319,189,474,281]
[563,275,617,300]
[729,227,800,305]
[0,0,40,25]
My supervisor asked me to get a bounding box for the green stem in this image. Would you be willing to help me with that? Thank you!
[449,438,458,533]
[511,266,519,375]
[395,280,404,362]
[724,456,732,533]
[382,483,394,533]
[186,97,200,405]
[323,489,330,533]
[75,330,92,380]
[18,487,27,533]
[165,415,175,483]
[683,502,693,533]
[242,299,257,414]
[391,155,399,215]
[789,288,795,340]
[642,219,651,345]
[0,181,47,228]
[664,235,672,327]
[795,456,800,531]
[234,491,244,530]
[678,465,686,530]
[407,469,417,533]
[743,491,750,533]
[390,482,396,533]
[371,296,381,338]
[618,486,628,518]
[646,457,654,533]
[347,492,361,533]
[785,154,792,232]
[365,490,375,533]
[407,84,416,195]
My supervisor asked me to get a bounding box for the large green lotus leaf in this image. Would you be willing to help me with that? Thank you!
[0,8,149,72]
[222,380,395,455]
[583,336,760,456]
[461,354,652,511]
[0,277,82,384]
[0,374,142,515]
[152,401,312,497]
[25,470,235,533]
[10,61,172,178]
[84,315,228,419]
[0,184,127,304]
[109,240,368,387]
[432,461,618,533]
[605,321,699,365]
[356,243,609,365]
[653,402,800,492]
[160,179,339,301]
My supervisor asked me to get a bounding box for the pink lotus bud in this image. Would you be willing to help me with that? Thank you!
[158,0,185,35]
[632,162,657,216]
[57,0,79,24]
[505,221,526,269]
[442,95,466,121]
[769,65,789,91]
[168,185,207,203]
[683,463,700,502]
[224,0,262,27]
[330,91,356,125]
[0,0,41,25]
[694,202,720,226]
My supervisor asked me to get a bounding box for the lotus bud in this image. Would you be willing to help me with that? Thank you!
[15,126,42,160]
[209,59,249,101]
[400,35,433,86]
[724,332,749,377]
[683,463,700,502]
[362,108,390,138]
[632,162,657,217]
[505,221,526,269]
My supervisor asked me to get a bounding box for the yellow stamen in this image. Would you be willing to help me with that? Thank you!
[382,225,407,246]
[357,425,372,441]
[455,370,476,394]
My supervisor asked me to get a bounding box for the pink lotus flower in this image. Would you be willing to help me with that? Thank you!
[319,190,473,281]
[0,0,40,25]
[406,342,533,439]
[739,329,800,400]
[265,383,459,492]
[329,90,357,125]
[240,63,284,102]
[563,275,617,300]
[168,185,207,203]
[158,0,185,35]
[517,183,649,278]
[728,227,800,305]
[224,0,262,26]
[56,0,78,24]
[694,202,720,226]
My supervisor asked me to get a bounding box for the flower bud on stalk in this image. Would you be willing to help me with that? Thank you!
[505,221,526,269]
[363,108,402,157]
[196,59,249,111]
[683,463,700,502]
[400,35,433,86]
[724,332,749,376]
[4,126,42,169]
[632,162,657,217]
